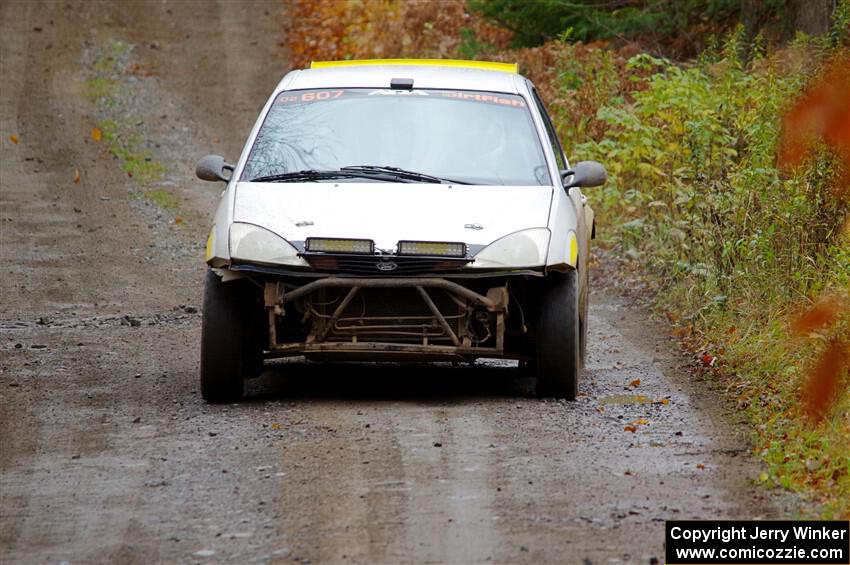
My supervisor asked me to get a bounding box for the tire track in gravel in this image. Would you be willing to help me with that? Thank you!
[2,1,288,562]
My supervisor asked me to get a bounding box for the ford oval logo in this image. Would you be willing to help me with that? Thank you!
[376,261,398,271]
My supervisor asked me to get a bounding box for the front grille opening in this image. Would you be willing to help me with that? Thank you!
[305,287,466,344]
[300,253,471,275]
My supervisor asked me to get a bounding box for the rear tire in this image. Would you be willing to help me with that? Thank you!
[535,270,581,399]
[200,269,256,402]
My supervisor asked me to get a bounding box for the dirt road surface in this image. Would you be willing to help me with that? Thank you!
[1,2,795,563]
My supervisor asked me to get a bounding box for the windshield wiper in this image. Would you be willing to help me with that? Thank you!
[249,170,386,183]
[342,165,472,185]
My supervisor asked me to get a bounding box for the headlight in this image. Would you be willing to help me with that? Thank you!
[468,228,550,269]
[229,223,309,267]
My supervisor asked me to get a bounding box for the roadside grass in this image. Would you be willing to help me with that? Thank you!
[85,40,180,218]
[138,188,179,210]
[282,0,850,518]
[83,77,118,103]
[575,33,850,517]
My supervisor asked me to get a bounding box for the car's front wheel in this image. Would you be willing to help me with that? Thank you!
[200,269,257,402]
[535,269,581,399]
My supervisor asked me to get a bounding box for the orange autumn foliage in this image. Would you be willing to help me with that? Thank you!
[283,0,511,70]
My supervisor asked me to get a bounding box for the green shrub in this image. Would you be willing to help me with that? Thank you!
[469,0,739,46]
[571,32,850,515]
[578,34,847,314]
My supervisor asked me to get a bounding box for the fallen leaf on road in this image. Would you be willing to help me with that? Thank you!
[9,134,19,144]
[270,422,281,430]
[91,127,102,141]
[701,353,715,366]
[174,216,183,224]
[696,463,706,470]
[634,418,649,426]
[599,394,650,405]
[629,378,641,387]
[659,398,670,405]
[73,168,81,184]
[624,425,637,433]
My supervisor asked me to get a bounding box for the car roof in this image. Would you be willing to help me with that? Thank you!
[278,59,526,95]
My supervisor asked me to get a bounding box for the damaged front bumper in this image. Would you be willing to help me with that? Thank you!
[261,276,512,362]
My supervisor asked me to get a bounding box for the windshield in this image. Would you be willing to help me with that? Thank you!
[241,88,551,186]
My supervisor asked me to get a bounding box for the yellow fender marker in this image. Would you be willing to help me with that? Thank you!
[205,229,215,263]
[568,230,579,267]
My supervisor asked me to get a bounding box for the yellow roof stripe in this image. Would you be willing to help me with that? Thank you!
[310,59,518,73]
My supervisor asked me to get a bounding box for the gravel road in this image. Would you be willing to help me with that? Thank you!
[1,2,795,563]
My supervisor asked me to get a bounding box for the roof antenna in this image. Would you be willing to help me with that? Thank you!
[390,78,414,90]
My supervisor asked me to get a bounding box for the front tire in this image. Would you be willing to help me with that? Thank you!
[200,269,254,402]
[535,270,581,399]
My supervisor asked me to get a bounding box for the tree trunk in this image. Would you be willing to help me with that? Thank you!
[740,0,770,63]
[789,0,835,36]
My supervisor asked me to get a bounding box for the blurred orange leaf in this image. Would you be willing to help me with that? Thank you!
[629,378,641,387]
[803,338,847,424]
[91,127,102,142]
[174,216,183,224]
[9,134,19,144]
[779,53,850,196]
[791,294,841,336]
[73,168,81,184]
[623,425,637,433]
[270,422,281,430]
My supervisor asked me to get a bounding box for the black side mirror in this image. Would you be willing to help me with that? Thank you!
[561,160,607,188]
[196,154,234,182]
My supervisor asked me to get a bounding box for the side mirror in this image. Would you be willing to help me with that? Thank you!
[561,160,607,189]
[196,154,234,182]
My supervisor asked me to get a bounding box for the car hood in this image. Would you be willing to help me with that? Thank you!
[232,182,553,250]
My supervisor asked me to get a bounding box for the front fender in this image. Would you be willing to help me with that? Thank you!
[205,182,236,267]
[545,186,581,270]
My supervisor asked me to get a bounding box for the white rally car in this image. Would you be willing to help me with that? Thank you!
[196,59,606,402]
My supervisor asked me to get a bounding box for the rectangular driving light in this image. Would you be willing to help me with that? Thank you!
[397,240,467,258]
[305,237,375,254]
